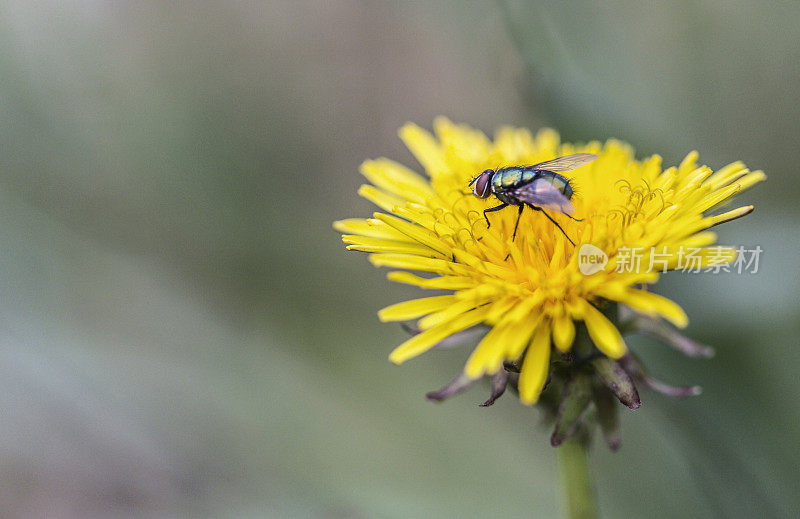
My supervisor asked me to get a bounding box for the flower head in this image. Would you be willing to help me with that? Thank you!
[334,118,763,408]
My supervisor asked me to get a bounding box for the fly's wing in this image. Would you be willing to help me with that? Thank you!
[514,178,575,215]
[530,153,597,173]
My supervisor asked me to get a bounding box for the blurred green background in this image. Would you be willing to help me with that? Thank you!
[0,2,797,518]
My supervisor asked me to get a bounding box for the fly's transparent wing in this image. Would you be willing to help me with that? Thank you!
[530,153,597,173]
[514,178,575,214]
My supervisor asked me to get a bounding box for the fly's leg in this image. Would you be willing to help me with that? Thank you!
[482,203,508,228]
[528,204,576,247]
[511,204,524,241]
[563,212,583,222]
[503,205,527,261]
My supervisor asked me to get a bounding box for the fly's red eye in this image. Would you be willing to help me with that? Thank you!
[472,170,493,198]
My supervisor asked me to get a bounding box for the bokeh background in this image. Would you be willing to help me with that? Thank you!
[0,2,797,518]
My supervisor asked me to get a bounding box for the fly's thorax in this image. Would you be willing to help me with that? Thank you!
[490,168,519,205]
[492,167,532,191]
[492,167,536,192]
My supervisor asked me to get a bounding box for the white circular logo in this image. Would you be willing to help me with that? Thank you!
[578,244,608,275]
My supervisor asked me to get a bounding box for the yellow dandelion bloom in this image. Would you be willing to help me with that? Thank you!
[334,118,764,405]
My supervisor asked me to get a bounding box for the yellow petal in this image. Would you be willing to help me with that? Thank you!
[732,170,766,191]
[343,235,434,256]
[505,312,543,359]
[613,289,688,328]
[333,218,406,240]
[433,116,492,165]
[463,296,541,378]
[552,313,576,352]
[374,213,451,256]
[418,298,491,330]
[702,205,754,229]
[485,296,519,323]
[369,253,450,273]
[389,306,489,364]
[392,205,438,232]
[378,295,459,322]
[398,123,447,177]
[695,182,742,213]
[704,161,747,190]
[360,158,433,203]
[358,185,405,213]
[493,126,536,163]
[387,271,474,290]
[581,301,626,358]
[678,231,717,248]
[518,322,552,405]
[678,151,699,175]
[463,320,514,379]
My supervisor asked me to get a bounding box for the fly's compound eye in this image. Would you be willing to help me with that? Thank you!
[471,170,493,198]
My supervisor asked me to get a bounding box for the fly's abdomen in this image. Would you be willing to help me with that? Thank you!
[538,171,574,200]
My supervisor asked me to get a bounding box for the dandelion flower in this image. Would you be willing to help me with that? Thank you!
[334,118,763,411]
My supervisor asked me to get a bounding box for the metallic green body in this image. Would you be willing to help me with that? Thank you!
[491,167,573,206]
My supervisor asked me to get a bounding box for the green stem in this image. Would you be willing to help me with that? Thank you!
[557,437,598,519]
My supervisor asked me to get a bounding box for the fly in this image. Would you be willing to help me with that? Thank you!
[468,153,597,246]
